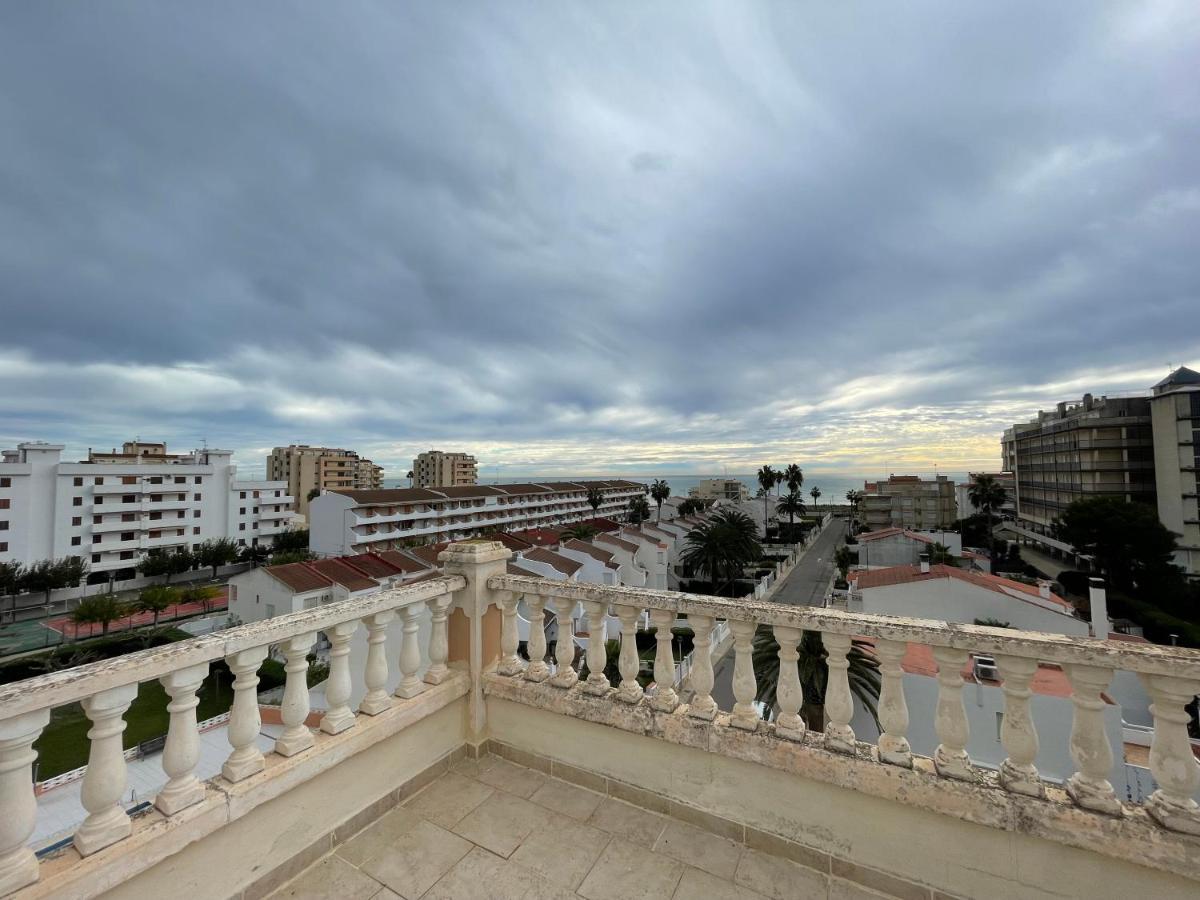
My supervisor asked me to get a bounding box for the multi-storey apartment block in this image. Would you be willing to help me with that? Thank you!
[309,480,646,556]
[266,445,383,516]
[688,477,750,502]
[1150,366,1200,579]
[0,442,292,583]
[411,450,478,488]
[860,475,956,530]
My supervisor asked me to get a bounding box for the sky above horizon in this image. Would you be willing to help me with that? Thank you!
[1,3,1198,479]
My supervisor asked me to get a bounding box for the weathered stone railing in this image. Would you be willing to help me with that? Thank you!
[0,574,463,896]
[487,573,1200,839]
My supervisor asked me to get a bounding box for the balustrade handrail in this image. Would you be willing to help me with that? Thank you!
[488,573,1200,678]
[0,575,464,721]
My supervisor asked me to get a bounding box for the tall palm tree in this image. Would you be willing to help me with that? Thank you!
[968,475,1007,556]
[751,628,881,731]
[756,466,777,538]
[650,479,671,523]
[405,470,414,488]
[586,487,604,515]
[810,486,822,512]
[627,495,651,526]
[776,492,806,536]
[784,464,803,495]
[681,509,762,596]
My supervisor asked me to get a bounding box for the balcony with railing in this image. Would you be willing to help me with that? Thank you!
[1,541,1198,899]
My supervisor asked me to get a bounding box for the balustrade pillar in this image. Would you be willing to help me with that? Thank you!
[223,645,269,781]
[75,683,138,856]
[358,611,395,715]
[822,632,855,753]
[321,621,358,734]
[582,599,610,696]
[1064,663,1122,815]
[932,647,972,780]
[549,597,578,689]
[728,619,758,731]
[275,633,316,757]
[773,625,806,741]
[649,608,679,712]
[995,655,1043,797]
[496,592,526,677]
[686,615,718,720]
[614,604,643,704]
[1140,673,1200,833]
[875,639,911,767]
[424,594,453,685]
[395,604,426,699]
[155,662,209,815]
[524,595,551,683]
[0,709,50,894]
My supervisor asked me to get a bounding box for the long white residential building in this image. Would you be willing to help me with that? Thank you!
[0,441,293,582]
[309,480,647,556]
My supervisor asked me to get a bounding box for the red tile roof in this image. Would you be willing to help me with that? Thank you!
[507,561,544,578]
[523,547,582,576]
[405,542,449,567]
[595,533,640,554]
[563,538,618,568]
[511,528,562,548]
[306,558,378,592]
[265,562,332,594]
[376,550,432,574]
[488,532,534,552]
[344,553,407,579]
[852,565,1076,613]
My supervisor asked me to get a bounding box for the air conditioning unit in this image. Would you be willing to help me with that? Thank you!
[973,655,999,682]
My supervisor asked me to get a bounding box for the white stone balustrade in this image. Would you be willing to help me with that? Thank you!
[155,662,209,815]
[320,621,358,735]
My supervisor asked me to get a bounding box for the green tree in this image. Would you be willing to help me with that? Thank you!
[967,475,1007,556]
[586,487,604,515]
[195,537,240,578]
[756,466,777,537]
[135,585,178,628]
[681,509,762,596]
[306,487,321,503]
[1055,497,1179,593]
[649,479,671,523]
[751,628,880,731]
[784,464,804,495]
[627,495,651,526]
[271,549,315,565]
[929,542,958,567]
[271,528,310,553]
[70,595,127,637]
[560,523,598,542]
[776,491,807,536]
[20,558,70,611]
[1,560,23,623]
[676,498,705,517]
[240,543,270,568]
[834,546,854,580]
[138,549,191,584]
[180,584,221,615]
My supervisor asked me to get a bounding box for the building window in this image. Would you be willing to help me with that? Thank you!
[193,493,201,501]
[239,523,246,531]
[92,534,101,543]
[239,507,245,514]
[253,522,258,529]
[253,491,260,498]
[94,496,103,505]
[240,492,246,499]
[73,477,83,487]
[238,538,246,546]
[122,495,135,504]
[0,477,9,487]
[0,499,8,510]
[119,551,134,560]
[174,476,186,484]
[121,532,135,541]
[150,511,162,521]
[149,530,161,538]
[92,553,101,563]
[150,494,162,502]
[194,476,202,484]
[193,510,201,518]
[122,513,135,522]
[95,477,104,485]
[73,516,82,526]
[149,476,162,485]
[275,490,281,497]
[122,476,137,485]
[193,527,200,535]
[73,497,83,507]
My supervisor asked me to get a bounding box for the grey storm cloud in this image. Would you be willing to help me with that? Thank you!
[0,1,1198,476]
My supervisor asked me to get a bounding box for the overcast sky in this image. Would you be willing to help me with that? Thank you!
[1,2,1197,479]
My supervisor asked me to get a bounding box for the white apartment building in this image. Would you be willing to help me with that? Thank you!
[0,441,293,583]
[309,480,647,556]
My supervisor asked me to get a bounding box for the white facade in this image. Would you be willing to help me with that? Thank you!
[0,442,293,579]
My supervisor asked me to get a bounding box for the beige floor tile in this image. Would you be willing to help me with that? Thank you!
[369,890,403,900]
[360,819,473,899]
[529,778,605,821]
[577,838,685,900]
[337,806,427,867]
[451,758,483,778]
[510,813,610,891]
[828,877,895,900]
[588,797,669,845]
[653,820,742,880]
[734,849,829,900]
[404,772,495,828]
[451,791,542,858]
[672,867,769,900]
[477,756,549,798]
[424,847,546,900]
[268,854,382,900]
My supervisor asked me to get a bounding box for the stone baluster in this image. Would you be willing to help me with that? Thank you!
[1139,673,1200,833]
[773,626,806,741]
[275,633,316,757]
[321,621,359,734]
[424,594,454,685]
[822,632,855,753]
[75,683,138,856]
[875,639,911,767]
[582,599,610,696]
[395,604,427,699]
[0,709,51,894]
[223,646,269,781]
[1064,663,1122,816]
[359,611,395,715]
[549,597,578,689]
[932,647,972,780]
[155,662,209,815]
[525,594,551,683]
[614,603,643,704]
[649,608,679,712]
[496,592,526,677]
[686,615,718,720]
[728,619,758,731]
[995,655,1043,797]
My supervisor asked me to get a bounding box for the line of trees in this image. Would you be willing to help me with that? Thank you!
[757,463,809,541]
[1,557,90,620]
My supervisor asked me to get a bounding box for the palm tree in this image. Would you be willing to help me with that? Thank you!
[967,475,1007,556]
[627,496,651,526]
[751,628,880,731]
[681,509,762,596]
[135,585,178,629]
[560,523,598,542]
[405,470,414,487]
[756,466,777,538]
[810,486,822,512]
[649,479,671,523]
[586,487,604,515]
[784,464,803,495]
[776,492,806,538]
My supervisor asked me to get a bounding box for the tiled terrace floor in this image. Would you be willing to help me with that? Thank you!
[268,755,877,900]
